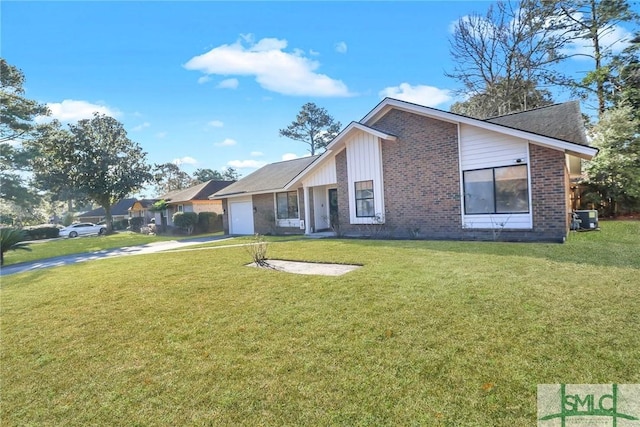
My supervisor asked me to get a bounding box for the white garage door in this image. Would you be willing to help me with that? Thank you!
[229,200,254,235]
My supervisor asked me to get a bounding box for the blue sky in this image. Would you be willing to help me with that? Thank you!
[2,1,637,191]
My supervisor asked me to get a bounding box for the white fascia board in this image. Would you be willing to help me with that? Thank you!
[211,188,283,200]
[286,122,396,189]
[363,98,598,160]
[325,121,396,152]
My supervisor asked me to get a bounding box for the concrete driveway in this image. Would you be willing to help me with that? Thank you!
[0,235,232,277]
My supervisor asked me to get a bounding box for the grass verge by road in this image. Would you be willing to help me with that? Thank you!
[1,221,638,425]
[2,231,224,267]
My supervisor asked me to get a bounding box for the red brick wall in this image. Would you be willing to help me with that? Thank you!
[529,143,570,241]
[335,149,350,235]
[252,190,305,235]
[372,109,462,238]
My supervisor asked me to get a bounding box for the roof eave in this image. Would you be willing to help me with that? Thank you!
[364,97,598,160]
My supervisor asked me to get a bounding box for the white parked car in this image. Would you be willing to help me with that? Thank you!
[59,222,106,238]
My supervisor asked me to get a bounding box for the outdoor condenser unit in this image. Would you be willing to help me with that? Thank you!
[574,210,599,230]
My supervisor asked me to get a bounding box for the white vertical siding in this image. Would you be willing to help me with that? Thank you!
[345,131,384,224]
[459,124,533,229]
[303,157,337,187]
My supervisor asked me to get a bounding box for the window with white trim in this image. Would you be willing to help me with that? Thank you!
[463,165,529,214]
[276,191,299,219]
[355,180,375,217]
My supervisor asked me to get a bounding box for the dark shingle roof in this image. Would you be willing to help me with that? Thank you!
[160,180,235,203]
[78,198,137,218]
[485,101,589,146]
[212,156,320,197]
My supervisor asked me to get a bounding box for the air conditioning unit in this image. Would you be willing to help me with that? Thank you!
[574,210,599,230]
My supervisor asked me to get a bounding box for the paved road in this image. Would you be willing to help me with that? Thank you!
[0,235,233,277]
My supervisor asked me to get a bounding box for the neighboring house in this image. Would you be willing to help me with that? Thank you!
[156,180,235,226]
[212,98,598,242]
[77,198,137,224]
[129,199,160,225]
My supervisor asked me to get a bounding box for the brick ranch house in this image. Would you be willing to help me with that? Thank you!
[212,98,598,242]
[155,179,234,227]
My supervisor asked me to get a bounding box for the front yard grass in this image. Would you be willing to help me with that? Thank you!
[1,221,638,426]
[2,231,224,267]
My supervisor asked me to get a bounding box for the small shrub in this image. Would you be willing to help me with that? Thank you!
[129,217,145,233]
[246,233,270,267]
[197,212,220,233]
[173,212,198,235]
[111,219,129,231]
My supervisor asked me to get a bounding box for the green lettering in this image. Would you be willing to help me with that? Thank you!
[598,393,614,412]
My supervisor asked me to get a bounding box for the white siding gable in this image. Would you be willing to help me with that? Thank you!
[459,124,533,229]
[302,157,336,187]
[345,130,385,224]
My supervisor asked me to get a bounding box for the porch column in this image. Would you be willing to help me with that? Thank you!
[304,185,312,235]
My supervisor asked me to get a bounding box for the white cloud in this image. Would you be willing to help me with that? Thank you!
[214,138,237,147]
[173,156,198,165]
[184,35,352,97]
[281,153,299,161]
[208,120,224,127]
[132,122,150,131]
[335,41,348,54]
[227,159,267,169]
[379,83,452,107]
[217,78,239,89]
[198,75,211,84]
[156,132,167,139]
[250,151,264,157]
[36,99,119,123]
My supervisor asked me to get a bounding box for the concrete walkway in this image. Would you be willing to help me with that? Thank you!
[0,235,233,277]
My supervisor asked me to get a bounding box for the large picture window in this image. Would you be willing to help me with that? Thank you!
[355,180,375,217]
[464,165,529,214]
[276,191,299,219]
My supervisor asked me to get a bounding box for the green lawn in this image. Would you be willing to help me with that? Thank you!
[2,231,223,266]
[1,222,638,426]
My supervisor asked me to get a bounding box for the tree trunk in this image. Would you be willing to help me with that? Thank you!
[104,204,114,234]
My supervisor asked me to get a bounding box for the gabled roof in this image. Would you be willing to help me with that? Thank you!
[363,97,597,159]
[131,199,160,209]
[78,198,137,218]
[214,98,598,200]
[160,180,234,203]
[212,156,320,198]
[485,101,588,146]
[288,122,397,188]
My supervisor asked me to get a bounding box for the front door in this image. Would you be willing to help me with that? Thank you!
[328,188,338,230]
